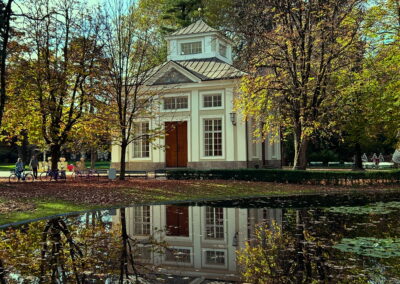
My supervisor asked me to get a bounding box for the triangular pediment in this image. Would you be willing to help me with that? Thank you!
[153,67,194,85]
[146,61,201,86]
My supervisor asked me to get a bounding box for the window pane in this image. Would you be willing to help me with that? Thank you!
[133,206,151,235]
[204,119,223,157]
[181,42,202,55]
[205,250,225,265]
[203,94,222,108]
[219,44,227,57]
[163,96,188,110]
[165,248,191,263]
[133,122,150,158]
[205,207,224,239]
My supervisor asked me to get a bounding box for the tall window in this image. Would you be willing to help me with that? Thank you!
[203,94,222,108]
[133,206,151,235]
[181,41,202,55]
[205,250,225,265]
[163,96,188,110]
[205,207,224,240]
[219,44,227,58]
[133,122,150,158]
[204,119,222,157]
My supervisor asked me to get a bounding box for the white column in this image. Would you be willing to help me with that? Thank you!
[191,89,200,162]
[225,88,235,161]
[152,205,164,266]
[236,113,247,162]
[227,208,237,271]
[192,206,202,269]
[238,208,248,249]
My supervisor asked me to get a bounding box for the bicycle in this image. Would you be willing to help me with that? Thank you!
[9,170,34,183]
[72,169,99,180]
[40,169,67,182]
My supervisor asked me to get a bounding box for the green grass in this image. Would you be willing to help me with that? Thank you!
[1,178,399,227]
[0,200,97,226]
[0,164,14,171]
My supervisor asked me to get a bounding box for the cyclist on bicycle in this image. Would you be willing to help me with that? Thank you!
[15,158,24,181]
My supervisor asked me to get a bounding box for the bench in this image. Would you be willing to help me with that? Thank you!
[155,169,167,179]
[96,169,108,177]
[362,162,375,169]
[117,170,148,179]
[379,162,394,169]
[328,162,340,167]
[309,161,323,167]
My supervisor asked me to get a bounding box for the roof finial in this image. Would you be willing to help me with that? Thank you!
[197,7,203,20]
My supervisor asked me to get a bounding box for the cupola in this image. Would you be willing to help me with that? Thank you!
[165,19,233,64]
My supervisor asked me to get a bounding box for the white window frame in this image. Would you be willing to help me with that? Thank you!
[180,41,202,55]
[132,206,152,236]
[219,42,227,58]
[200,115,225,160]
[177,37,204,59]
[199,90,224,110]
[164,246,193,266]
[203,207,225,241]
[161,93,190,112]
[132,121,151,161]
[202,249,228,269]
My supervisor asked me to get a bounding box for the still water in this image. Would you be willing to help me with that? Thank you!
[1,191,400,283]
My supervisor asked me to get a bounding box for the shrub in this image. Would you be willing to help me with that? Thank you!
[164,169,400,185]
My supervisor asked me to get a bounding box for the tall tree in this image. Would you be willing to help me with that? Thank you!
[234,0,365,169]
[337,0,400,169]
[0,0,13,129]
[102,0,165,180]
[22,0,103,170]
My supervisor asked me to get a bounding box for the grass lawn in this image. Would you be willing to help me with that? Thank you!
[0,164,14,171]
[1,178,400,226]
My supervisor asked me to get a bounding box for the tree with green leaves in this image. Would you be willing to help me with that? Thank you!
[101,0,166,180]
[19,0,104,170]
[234,0,365,169]
[336,0,400,169]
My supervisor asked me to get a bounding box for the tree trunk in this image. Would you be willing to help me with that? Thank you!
[119,209,129,283]
[90,148,97,169]
[50,144,61,171]
[119,141,127,180]
[353,142,364,171]
[0,0,13,130]
[0,258,6,284]
[293,129,309,170]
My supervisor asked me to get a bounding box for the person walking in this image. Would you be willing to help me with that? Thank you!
[15,158,24,181]
[29,154,39,179]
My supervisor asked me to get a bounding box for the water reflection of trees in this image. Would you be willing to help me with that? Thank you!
[0,210,165,283]
[238,208,400,283]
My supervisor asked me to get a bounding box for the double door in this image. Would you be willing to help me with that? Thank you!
[165,121,187,168]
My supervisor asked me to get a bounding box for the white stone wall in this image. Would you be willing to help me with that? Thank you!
[110,79,281,169]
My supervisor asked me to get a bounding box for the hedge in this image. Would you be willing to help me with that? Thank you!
[164,169,400,185]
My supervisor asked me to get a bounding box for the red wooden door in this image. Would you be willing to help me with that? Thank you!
[165,122,187,167]
[166,205,189,237]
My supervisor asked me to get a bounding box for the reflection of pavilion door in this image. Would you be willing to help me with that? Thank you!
[165,121,187,167]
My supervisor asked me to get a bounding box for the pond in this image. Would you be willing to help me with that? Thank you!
[1,191,400,283]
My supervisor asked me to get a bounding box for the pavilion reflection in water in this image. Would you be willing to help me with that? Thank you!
[112,205,282,282]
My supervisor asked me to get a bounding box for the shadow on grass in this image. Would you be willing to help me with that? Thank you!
[0,200,97,226]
